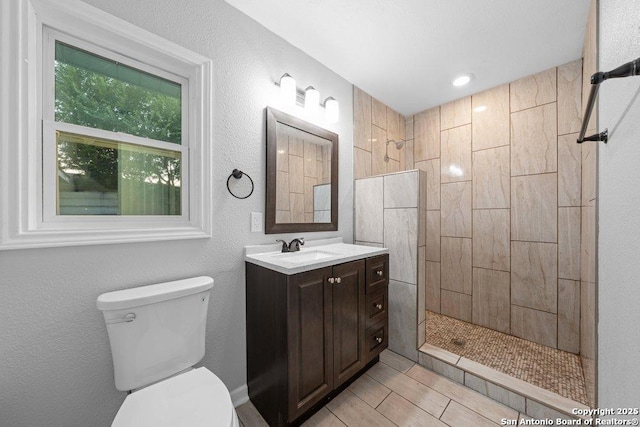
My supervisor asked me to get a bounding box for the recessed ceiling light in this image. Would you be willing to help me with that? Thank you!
[452,74,473,87]
[474,105,487,112]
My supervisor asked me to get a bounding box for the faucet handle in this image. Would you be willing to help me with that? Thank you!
[276,239,289,252]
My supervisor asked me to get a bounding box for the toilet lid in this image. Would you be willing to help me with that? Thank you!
[112,367,235,427]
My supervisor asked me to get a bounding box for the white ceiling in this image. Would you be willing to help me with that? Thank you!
[224,0,591,116]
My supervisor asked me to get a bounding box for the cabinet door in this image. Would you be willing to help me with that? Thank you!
[287,267,333,421]
[332,260,366,387]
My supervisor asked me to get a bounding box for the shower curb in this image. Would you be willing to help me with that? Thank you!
[418,343,592,421]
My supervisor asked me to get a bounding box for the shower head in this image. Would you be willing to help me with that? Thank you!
[387,139,404,149]
[384,139,405,162]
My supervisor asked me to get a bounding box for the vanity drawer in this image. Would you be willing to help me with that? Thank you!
[365,254,388,294]
[365,288,388,328]
[364,319,388,362]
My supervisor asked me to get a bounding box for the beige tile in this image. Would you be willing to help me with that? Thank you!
[355,177,384,243]
[384,170,418,208]
[456,358,590,417]
[304,142,317,177]
[415,353,464,384]
[406,116,414,140]
[464,372,526,413]
[304,212,314,223]
[441,290,472,322]
[418,246,426,322]
[385,209,419,284]
[511,174,557,242]
[408,364,519,424]
[441,124,472,183]
[581,206,596,283]
[473,210,510,271]
[376,392,448,427]
[580,280,596,367]
[386,107,400,150]
[582,0,598,132]
[472,84,510,151]
[289,133,304,157]
[511,241,558,313]
[472,268,511,334]
[511,305,557,348]
[326,389,395,426]
[426,211,441,262]
[276,171,290,211]
[302,407,346,427]
[275,210,290,223]
[417,320,426,348]
[473,146,510,209]
[581,142,597,207]
[558,133,582,206]
[354,86,372,151]
[385,159,400,174]
[404,139,414,170]
[304,177,317,213]
[526,399,572,421]
[289,155,304,193]
[511,103,558,176]
[372,97,387,129]
[290,193,305,223]
[416,158,440,210]
[380,349,416,373]
[236,401,269,427]
[510,67,557,112]
[347,373,391,408]
[441,96,471,130]
[441,237,472,294]
[276,130,289,172]
[557,60,583,135]
[399,113,407,141]
[426,261,441,313]
[366,362,450,418]
[354,147,372,179]
[414,107,440,161]
[558,279,580,354]
[441,400,497,427]
[418,343,460,365]
[558,207,581,280]
[441,182,472,238]
[371,125,387,177]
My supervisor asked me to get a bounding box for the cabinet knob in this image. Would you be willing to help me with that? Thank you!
[375,337,383,343]
[375,303,383,310]
[335,277,342,284]
[376,270,383,277]
[328,277,335,284]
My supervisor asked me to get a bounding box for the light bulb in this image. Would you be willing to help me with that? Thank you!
[305,86,320,114]
[452,74,472,87]
[280,73,296,106]
[325,97,339,123]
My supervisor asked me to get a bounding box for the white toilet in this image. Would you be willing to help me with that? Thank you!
[97,276,239,427]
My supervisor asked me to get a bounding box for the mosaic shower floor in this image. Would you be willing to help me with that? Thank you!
[425,311,589,405]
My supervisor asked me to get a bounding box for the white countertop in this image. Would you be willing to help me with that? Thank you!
[245,237,388,275]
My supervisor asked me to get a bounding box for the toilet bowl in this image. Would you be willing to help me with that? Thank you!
[112,368,238,427]
[97,276,238,427]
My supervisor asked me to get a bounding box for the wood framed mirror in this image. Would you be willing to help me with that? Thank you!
[265,107,338,234]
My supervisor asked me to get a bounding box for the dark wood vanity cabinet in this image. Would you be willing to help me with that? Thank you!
[246,254,388,426]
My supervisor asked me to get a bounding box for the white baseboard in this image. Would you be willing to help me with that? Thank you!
[230,383,249,407]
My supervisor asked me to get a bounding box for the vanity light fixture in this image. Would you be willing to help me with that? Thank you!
[452,73,473,87]
[274,73,339,123]
[324,97,339,123]
[279,73,296,106]
[305,86,320,114]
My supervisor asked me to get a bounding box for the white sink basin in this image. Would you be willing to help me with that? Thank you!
[269,249,340,264]
[244,238,389,275]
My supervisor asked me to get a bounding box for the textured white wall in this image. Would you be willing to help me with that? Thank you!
[0,0,354,425]
[598,0,640,410]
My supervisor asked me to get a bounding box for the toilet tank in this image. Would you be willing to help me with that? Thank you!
[97,276,214,391]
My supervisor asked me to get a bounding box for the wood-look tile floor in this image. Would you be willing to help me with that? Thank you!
[425,311,589,405]
[236,349,530,426]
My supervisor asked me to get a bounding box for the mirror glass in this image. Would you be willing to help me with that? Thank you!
[266,107,338,234]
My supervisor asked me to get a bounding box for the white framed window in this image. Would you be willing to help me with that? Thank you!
[0,0,212,249]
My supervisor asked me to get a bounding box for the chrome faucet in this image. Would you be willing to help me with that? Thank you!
[276,237,305,253]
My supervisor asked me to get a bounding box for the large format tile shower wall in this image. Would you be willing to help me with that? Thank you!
[355,59,585,354]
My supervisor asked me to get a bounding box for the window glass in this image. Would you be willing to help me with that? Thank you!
[57,131,182,215]
[54,42,182,144]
